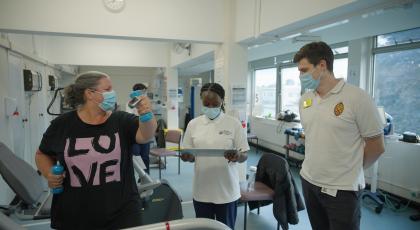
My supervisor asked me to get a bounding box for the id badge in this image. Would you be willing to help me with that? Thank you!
[303,99,312,108]
[321,187,338,197]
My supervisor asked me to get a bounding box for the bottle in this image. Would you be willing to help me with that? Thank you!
[247,166,257,191]
[128,90,153,122]
[51,161,64,194]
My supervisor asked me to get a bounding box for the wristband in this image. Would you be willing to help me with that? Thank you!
[139,112,153,122]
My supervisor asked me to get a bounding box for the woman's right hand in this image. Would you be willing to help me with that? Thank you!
[180,152,195,162]
[46,171,65,189]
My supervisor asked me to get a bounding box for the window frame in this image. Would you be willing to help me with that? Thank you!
[252,67,278,119]
[372,30,420,98]
[250,42,349,120]
[277,43,349,115]
[374,27,420,49]
[371,29,420,133]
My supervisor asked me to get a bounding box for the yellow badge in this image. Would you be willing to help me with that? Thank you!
[334,102,344,116]
[303,99,312,108]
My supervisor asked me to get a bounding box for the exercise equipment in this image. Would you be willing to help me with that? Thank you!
[0,142,183,226]
[126,218,230,230]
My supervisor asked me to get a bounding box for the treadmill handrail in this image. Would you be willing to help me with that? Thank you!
[124,218,230,230]
[0,212,26,230]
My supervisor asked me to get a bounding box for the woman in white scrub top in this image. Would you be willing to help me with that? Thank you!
[181,83,249,229]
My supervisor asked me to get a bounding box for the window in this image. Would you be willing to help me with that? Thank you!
[253,68,277,118]
[332,46,349,54]
[280,67,300,115]
[373,28,420,133]
[250,44,349,119]
[334,58,348,80]
[279,58,348,115]
[376,27,420,47]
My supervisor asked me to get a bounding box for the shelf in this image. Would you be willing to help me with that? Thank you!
[284,132,305,139]
[283,147,305,155]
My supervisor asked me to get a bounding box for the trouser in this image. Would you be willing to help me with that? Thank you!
[131,143,150,174]
[301,177,361,230]
[193,199,238,230]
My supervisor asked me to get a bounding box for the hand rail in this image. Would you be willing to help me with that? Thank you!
[124,218,230,230]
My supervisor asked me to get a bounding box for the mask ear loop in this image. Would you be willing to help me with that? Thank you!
[315,62,327,81]
[317,66,325,81]
[88,89,104,105]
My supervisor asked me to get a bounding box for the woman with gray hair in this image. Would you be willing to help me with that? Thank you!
[35,71,157,229]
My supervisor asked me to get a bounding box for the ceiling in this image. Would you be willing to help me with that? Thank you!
[178,0,420,76]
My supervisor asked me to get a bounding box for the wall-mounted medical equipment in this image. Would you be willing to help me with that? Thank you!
[48,75,57,91]
[23,69,42,91]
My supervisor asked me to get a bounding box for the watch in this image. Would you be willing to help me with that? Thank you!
[103,0,126,13]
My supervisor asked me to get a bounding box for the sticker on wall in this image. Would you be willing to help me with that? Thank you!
[334,102,344,116]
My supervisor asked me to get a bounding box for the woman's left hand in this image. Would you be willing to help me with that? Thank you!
[136,96,152,115]
[224,149,240,162]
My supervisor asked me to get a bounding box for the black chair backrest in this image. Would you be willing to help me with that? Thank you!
[0,142,45,205]
[156,119,167,148]
[256,153,289,188]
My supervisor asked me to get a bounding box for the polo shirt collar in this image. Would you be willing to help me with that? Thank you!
[313,78,345,98]
[330,78,345,94]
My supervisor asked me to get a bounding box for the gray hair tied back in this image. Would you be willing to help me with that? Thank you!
[64,71,110,108]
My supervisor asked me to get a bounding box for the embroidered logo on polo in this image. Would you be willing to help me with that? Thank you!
[334,102,345,116]
[64,133,121,187]
[219,130,232,135]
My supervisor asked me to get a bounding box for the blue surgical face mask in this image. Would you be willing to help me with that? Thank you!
[202,106,221,120]
[300,71,320,93]
[98,90,117,111]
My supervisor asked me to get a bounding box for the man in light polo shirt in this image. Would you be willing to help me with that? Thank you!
[293,42,385,230]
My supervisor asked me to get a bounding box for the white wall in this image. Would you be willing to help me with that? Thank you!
[0,46,15,205]
[248,3,420,61]
[178,71,213,128]
[0,48,12,151]
[0,0,225,43]
[0,50,75,206]
[178,59,214,76]
[7,34,47,60]
[164,67,179,129]
[235,0,356,42]
[347,38,372,90]
[365,138,420,203]
[78,66,159,108]
[44,36,170,67]
[234,0,257,42]
[260,0,355,34]
[250,117,303,158]
[6,32,171,68]
[4,33,80,75]
[170,44,218,67]
[6,33,50,63]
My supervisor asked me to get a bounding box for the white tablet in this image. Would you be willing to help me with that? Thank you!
[180,148,234,157]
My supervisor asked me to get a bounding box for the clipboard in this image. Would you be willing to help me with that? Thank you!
[180,148,233,157]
